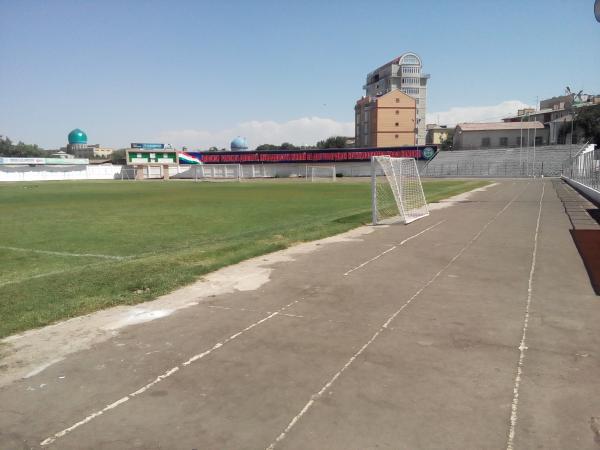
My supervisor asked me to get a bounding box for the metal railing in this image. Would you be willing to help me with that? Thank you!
[562,142,599,192]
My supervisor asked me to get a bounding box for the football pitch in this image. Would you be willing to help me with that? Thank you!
[0,179,487,338]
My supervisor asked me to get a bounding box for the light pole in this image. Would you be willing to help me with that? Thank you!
[526,113,531,176]
[531,123,537,178]
[570,108,576,158]
[519,114,524,169]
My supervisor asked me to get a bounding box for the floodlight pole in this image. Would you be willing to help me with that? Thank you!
[519,115,524,167]
[570,108,575,158]
[531,124,537,178]
[527,114,531,176]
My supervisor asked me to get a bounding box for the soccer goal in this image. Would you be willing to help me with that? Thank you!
[371,156,429,225]
[120,167,136,180]
[194,164,242,181]
[306,165,336,182]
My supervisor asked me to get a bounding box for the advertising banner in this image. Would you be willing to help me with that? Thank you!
[181,146,437,165]
[130,143,165,150]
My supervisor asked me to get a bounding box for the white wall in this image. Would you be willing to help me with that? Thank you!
[0,165,126,182]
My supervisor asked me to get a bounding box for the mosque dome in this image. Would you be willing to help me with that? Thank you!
[68,129,88,145]
[230,136,249,151]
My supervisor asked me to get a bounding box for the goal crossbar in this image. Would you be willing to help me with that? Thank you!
[306,165,336,182]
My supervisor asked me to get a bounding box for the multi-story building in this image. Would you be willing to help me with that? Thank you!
[362,52,429,144]
[503,92,600,144]
[355,89,416,148]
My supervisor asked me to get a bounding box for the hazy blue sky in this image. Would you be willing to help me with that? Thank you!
[1,0,599,149]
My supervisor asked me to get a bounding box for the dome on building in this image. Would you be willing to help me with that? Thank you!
[230,136,249,151]
[68,128,88,145]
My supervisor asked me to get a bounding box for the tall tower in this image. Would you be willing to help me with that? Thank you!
[363,52,429,145]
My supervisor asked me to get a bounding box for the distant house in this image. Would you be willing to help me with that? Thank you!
[426,124,453,146]
[49,150,74,159]
[453,122,547,150]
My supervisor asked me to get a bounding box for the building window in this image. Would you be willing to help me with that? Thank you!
[516,137,522,146]
[395,98,399,103]
[402,55,419,64]
[535,136,543,145]
[395,122,399,126]
[499,137,508,147]
[395,134,399,138]
[395,110,399,115]
[482,137,491,147]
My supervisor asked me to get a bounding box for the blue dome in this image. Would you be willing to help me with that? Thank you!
[230,136,248,151]
[68,128,88,145]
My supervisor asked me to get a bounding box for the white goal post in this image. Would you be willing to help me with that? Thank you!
[371,156,429,225]
[194,164,242,181]
[306,165,336,182]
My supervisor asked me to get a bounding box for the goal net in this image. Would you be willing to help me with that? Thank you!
[120,167,136,180]
[371,156,428,225]
[307,165,336,182]
[194,164,242,181]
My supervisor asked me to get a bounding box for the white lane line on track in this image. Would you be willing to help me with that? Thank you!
[0,245,128,260]
[266,184,529,450]
[343,220,446,276]
[40,299,300,446]
[206,304,304,319]
[506,181,545,450]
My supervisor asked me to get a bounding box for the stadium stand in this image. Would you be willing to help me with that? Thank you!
[421,144,574,177]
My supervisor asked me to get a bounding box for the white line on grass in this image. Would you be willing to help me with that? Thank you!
[265,184,529,450]
[506,181,545,450]
[0,261,116,288]
[40,298,300,446]
[343,220,446,276]
[0,245,128,260]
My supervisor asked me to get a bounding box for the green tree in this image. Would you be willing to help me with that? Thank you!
[111,149,127,163]
[279,142,297,150]
[440,136,453,151]
[316,136,347,149]
[559,105,600,145]
[0,136,46,157]
[255,144,278,151]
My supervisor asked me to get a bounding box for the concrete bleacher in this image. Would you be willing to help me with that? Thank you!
[421,145,575,177]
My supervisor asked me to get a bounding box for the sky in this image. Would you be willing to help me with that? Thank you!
[1,0,599,150]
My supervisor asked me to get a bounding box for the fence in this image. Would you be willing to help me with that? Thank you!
[422,161,550,178]
[561,143,599,202]
[421,145,573,178]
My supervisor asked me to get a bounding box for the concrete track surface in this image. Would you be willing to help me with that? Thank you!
[1,179,599,450]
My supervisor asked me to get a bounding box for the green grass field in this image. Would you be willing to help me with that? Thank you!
[0,179,488,338]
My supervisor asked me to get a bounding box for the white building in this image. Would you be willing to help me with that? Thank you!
[363,52,429,145]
